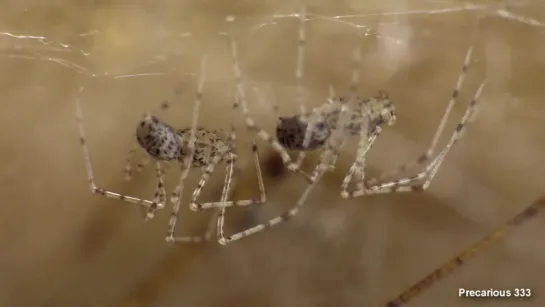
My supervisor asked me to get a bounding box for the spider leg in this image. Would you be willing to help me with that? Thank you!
[295,45,362,179]
[227,8,312,180]
[135,157,151,173]
[306,99,356,183]
[215,151,237,243]
[349,81,485,197]
[292,5,311,168]
[217,166,325,245]
[189,105,268,244]
[340,127,381,199]
[123,148,152,181]
[304,45,362,183]
[123,147,137,181]
[191,142,266,211]
[189,87,262,212]
[165,56,208,244]
[323,84,340,173]
[188,148,235,211]
[318,83,342,171]
[307,139,345,183]
[319,143,340,172]
[144,161,168,219]
[166,160,227,244]
[74,88,160,210]
[190,83,268,212]
[365,45,475,186]
[165,160,215,244]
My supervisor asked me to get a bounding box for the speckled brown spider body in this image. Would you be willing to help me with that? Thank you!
[275,91,396,151]
[74,57,267,245]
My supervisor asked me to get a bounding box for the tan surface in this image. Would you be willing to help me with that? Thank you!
[1,1,545,307]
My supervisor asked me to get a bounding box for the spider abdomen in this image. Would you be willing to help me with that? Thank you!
[276,115,331,151]
[136,115,182,161]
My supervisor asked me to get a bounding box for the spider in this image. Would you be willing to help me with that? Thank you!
[204,6,486,245]
[74,56,267,245]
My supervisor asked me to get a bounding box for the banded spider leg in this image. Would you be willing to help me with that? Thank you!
[227,6,331,184]
[167,93,268,244]
[340,45,486,198]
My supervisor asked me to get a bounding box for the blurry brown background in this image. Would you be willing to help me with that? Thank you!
[1,0,545,307]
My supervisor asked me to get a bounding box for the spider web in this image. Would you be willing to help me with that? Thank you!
[2,1,545,307]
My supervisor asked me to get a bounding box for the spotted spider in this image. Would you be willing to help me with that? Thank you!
[276,91,396,151]
[204,6,485,245]
[74,57,267,245]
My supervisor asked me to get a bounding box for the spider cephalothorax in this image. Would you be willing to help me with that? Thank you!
[326,93,396,134]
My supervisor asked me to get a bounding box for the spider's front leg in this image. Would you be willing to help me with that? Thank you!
[188,150,236,211]
[354,82,485,197]
[190,143,269,245]
[363,45,477,188]
[74,91,163,213]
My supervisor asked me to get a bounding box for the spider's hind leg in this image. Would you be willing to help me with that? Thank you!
[74,90,160,211]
